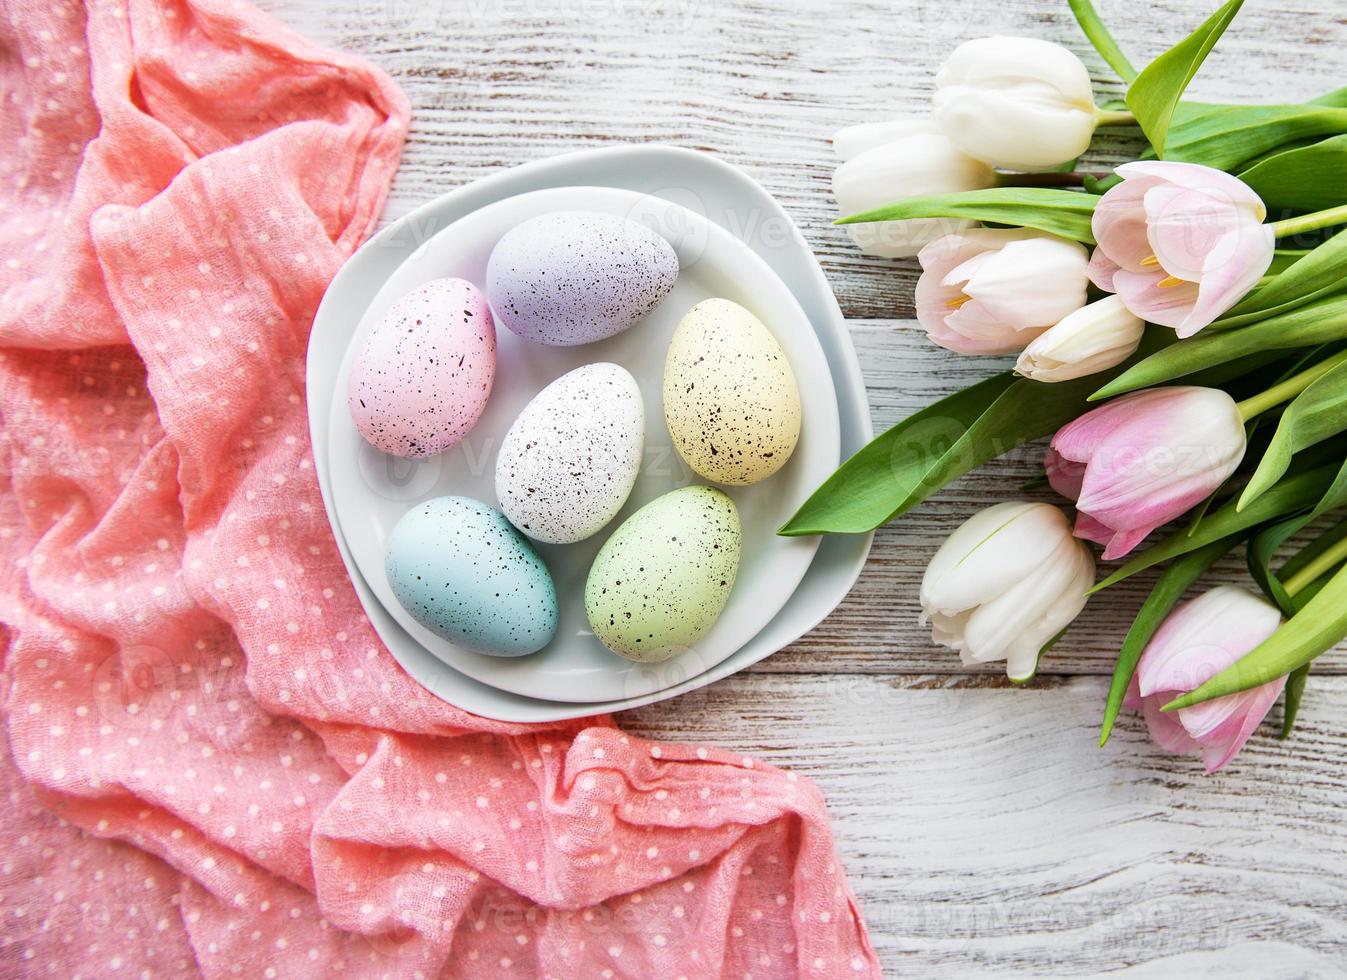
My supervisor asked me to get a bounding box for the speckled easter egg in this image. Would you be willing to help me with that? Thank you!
[663,298,801,486]
[495,363,645,545]
[485,211,678,346]
[584,486,740,663]
[348,278,496,458]
[385,496,557,657]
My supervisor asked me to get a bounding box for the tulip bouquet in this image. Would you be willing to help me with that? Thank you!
[784,0,1347,772]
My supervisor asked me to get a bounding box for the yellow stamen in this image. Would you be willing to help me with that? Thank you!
[1156,275,1187,288]
[1140,254,1161,268]
[947,294,973,310]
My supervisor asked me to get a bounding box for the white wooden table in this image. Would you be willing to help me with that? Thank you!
[270,0,1347,973]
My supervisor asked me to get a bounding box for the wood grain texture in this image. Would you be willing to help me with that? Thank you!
[260,0,1347,972]
[623,673,1347,975]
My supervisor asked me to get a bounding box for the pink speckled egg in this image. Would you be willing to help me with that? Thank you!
[347,278,496,459]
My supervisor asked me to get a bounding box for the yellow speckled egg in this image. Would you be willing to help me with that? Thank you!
[585,486,740,663]
[663,298,801,485]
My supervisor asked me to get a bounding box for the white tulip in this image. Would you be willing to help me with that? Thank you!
[1016,295,1146,382]
[831,117,996,258]
[934,36,1099,172]
[920,501,1095,681]
[915,228,1090,354]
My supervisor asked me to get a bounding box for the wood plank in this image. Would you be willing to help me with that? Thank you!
[621,672,1347,975]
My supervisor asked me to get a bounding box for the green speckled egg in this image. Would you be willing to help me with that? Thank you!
[584,486,741,662]
[663,298,801,486]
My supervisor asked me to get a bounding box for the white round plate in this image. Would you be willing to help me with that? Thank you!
[327,185,840,702]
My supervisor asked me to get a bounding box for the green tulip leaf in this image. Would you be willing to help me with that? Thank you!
[1239,357,1347,511]
[1246,515,1347,738]
[1091,295,1347,400]
[1088,464,1338,594]
[1247,514,1313,617]
[1163,560,1347,712]
[1125,0,1245,157]
[1161,102,1347,171]
[781,330,1178,536]
[1308,456,1347,523]
[836,188,1100,245]
[1241,135,1347,213]
[1100,535,1237,746]
[1217,230,1347,329]
[1281,664,1310,739]
[778,373,1013,535]
[1067,0,1138,82]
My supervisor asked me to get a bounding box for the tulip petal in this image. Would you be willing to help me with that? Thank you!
[1117,160,1268,222]
[1177,223,1276,338]
[1136,587,1282,700]
[1049,388,1246,560]
[1144,184,1243,283]
[920,502,1039,611]
[833,117,940,162]
[1087,246,1123,292]
[1070,510,1113,547]
[921,503,1071,614]
[1091,175,1162,273]
[1140,693,1201,755]
[832,134,997,257]
[1191,678,1285,773]
[960,533,1090,666]
[960,237,1089,330]
[1099,526,1152,561]
[1113,267,1201,329]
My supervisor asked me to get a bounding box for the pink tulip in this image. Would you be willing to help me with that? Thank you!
[1124,586,1285,773]
[1088,161,1275,338]
[1045,386,1246,560]
[916,228,1090,354]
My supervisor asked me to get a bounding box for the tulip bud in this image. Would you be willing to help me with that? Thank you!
[1046,386,1247,560]
[1125,586,1285,773]
[915,229,1090,354]
[1089,161,1275,337]
[831,118,996,258]
[1016,295,1146,382]
[920,501,1095,681]
[933,36,1098,172]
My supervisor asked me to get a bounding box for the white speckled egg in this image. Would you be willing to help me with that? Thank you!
[584,486,740,663]
[385,496,558,657]
[663,298,802,485]
[348,278,496,459]
[495,363,644,545]
[486,210,679,346]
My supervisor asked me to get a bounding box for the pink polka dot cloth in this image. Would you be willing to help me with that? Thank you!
[0,0,881,977]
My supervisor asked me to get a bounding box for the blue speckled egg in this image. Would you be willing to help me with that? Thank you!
[584,486,741,663]
[385,496,557,657]
[486,210,679,346]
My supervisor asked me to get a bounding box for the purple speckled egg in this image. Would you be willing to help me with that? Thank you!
[485,210,679,346]
[347,278,496,459]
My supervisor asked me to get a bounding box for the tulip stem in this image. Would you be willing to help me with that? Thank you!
[1271,204,1347,239]
[1283,535,1347,597]
[1235,349,1347,421]
[995,171,1104,189]
[1095,109,1137,127]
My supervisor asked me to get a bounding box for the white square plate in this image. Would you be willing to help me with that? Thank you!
[308,145,874,721]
